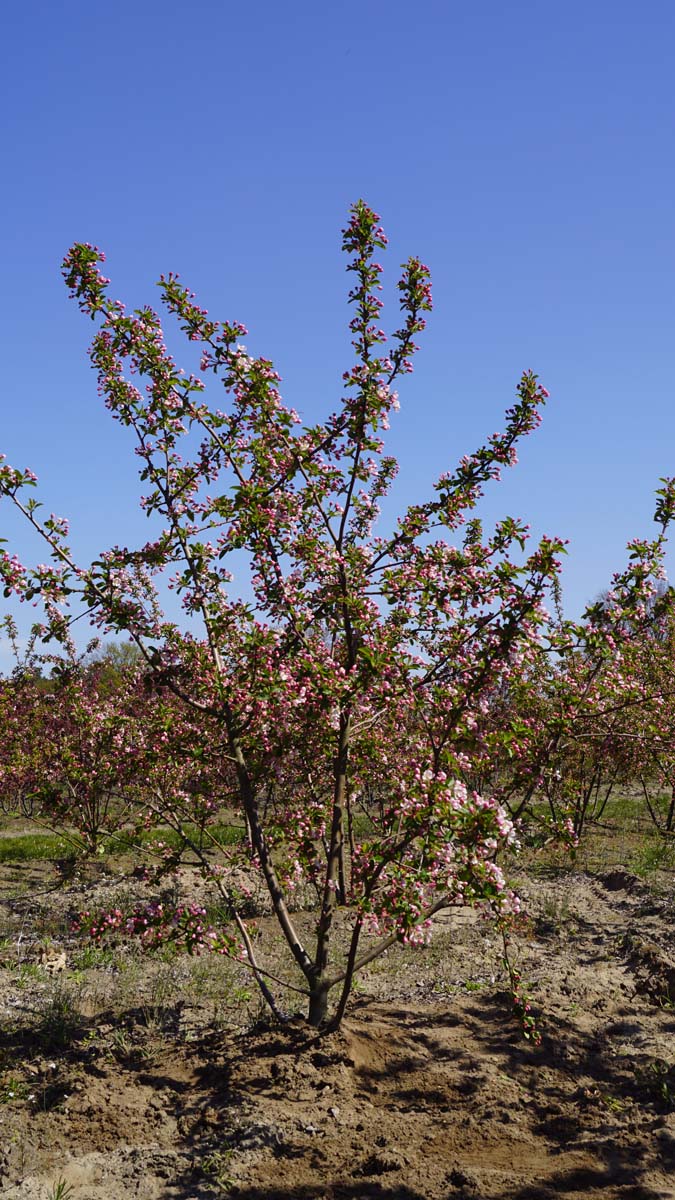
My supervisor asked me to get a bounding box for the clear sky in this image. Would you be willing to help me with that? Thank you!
[2,0,674,658]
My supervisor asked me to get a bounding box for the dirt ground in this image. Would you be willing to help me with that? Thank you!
[1,853,674,1200]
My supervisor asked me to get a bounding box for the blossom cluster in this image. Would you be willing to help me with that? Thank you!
[76,900,241,958]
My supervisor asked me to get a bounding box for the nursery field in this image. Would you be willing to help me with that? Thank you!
[0,807,674,1200]
[4,195,675,1200]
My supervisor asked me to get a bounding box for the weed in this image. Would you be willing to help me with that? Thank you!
[15,962,42,988]
[140,964,181,1030]
[157,939,180,964]
[109,1027,133,1060]
[647,1061,675,1108]
[636,1059,675,1109]
[631,839,675,878]
[209,984,253,1031]
[111,1026,162,1066]
[0,1076,30,1104]
[48,1178,75,1200]
[538,892,573,933]
[188,957,223,999]
[70,943,116,971]
[35,982,81,1051]
[202,1148,235,1192]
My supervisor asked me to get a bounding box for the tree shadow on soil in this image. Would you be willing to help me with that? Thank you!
[7,988,672,1200]
[493,1154,674,1200]
[490,1161,667,1199]
[2,1000,191,1071]
[296,994,675,1198]
[458,992,675,1194]
[461,992,675,1115]
[167,1184,430,1200]
[161,1164,672,1200]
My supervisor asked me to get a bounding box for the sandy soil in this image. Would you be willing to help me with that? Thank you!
[0,859,674,1199]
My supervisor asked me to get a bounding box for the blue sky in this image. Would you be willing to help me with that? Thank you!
[2,0,674,657]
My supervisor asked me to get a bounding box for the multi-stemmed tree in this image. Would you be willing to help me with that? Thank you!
[1,202,673,1026]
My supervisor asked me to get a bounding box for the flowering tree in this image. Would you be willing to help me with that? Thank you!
[1,202,672,1028]
[0,624,148,854]
[461,523,675,843]
[597,593,675,835]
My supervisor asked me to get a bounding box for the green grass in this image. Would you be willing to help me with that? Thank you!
[0,833,75,863]
[629,836,675,877]
[48,1179,76,1200]
[69,943,117,971]
[105,821,245,855]
[0,821,246,864]
[0,1076,30,1104]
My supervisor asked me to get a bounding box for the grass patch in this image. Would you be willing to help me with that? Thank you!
[0,833,75,863]
[0,821,246,864]
[629,836,675,878]
[105,821,245,855]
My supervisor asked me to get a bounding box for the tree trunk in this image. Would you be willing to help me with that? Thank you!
[667,783,675,833]
[311,711,351,1022]
[308,982,329,1027]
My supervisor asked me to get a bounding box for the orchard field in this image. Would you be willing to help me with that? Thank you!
[0,803,674,1199]
[2,204,675,1198]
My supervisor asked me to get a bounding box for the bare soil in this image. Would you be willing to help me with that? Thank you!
[1,853,674,1199]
